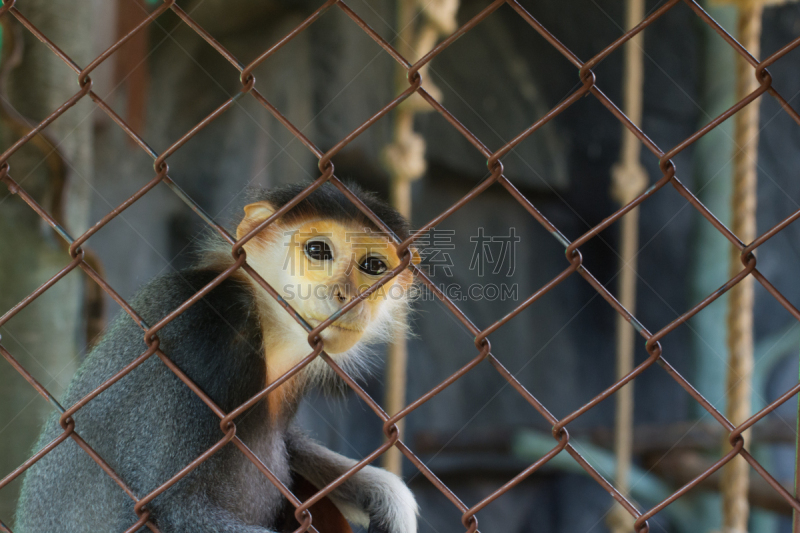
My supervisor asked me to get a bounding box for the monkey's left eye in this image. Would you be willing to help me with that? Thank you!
[305,239,333,261]
[358,256,388,276]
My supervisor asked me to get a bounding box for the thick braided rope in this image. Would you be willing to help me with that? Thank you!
[606,0,648,531]
[381,0,459,476]
[720,2,763,532]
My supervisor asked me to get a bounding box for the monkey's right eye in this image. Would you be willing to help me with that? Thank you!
[304,240,333,261]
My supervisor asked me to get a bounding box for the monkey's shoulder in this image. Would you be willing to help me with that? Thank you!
[133,268,259,336]
[72,268,267,412]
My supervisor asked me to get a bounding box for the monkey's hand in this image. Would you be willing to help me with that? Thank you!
[287,430,418,533]
[351,463,418,533]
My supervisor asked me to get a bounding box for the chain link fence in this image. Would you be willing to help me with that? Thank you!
[2,0,800,531]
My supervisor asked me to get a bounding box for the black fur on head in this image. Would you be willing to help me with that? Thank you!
[248,182,410,240]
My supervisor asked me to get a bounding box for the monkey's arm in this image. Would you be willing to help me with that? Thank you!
[286,429,418,533]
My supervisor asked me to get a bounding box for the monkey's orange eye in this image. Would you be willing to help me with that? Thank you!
[358,255,388,276]
[305,239,333,261]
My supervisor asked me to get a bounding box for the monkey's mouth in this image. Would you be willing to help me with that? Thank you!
[306,316,366,334]
[328,322,365,333]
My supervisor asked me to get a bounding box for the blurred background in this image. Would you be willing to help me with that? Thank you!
[3,0,800,531]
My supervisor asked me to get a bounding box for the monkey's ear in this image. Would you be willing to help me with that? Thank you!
[237,201,277,240]
[243,201,275,220]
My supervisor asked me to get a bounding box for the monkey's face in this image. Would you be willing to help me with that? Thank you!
[237,202,414,354]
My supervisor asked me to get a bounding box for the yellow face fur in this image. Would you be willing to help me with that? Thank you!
[237,201,414,357]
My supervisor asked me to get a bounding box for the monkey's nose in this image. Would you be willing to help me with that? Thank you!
[333,286,347,304]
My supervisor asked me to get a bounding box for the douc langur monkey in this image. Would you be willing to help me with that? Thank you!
[16,183,419,533]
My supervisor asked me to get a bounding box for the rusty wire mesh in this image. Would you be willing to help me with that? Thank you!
[2,0,800,532]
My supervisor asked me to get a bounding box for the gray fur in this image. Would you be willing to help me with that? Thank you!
[287,429,417,533]
[15,269,290,532]
[15,267,417,532]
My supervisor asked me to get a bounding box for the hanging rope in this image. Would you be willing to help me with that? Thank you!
[381,0,459,476]
[606,1,648,532]
[710,0,792,529]
[718,1,762,531]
